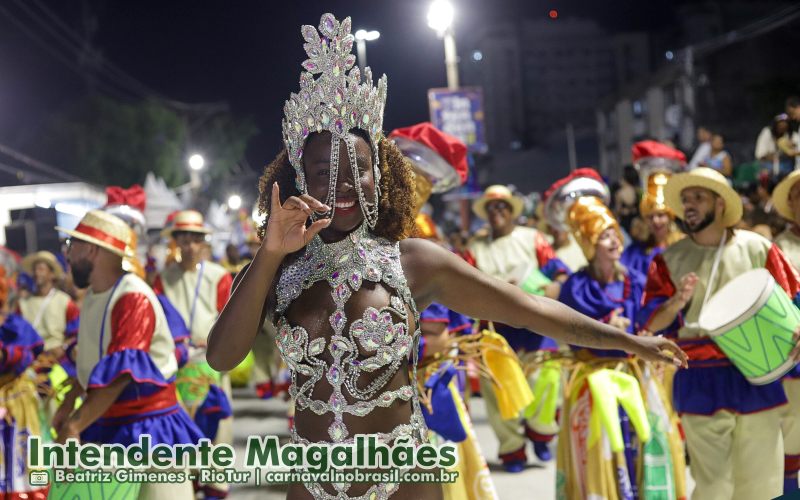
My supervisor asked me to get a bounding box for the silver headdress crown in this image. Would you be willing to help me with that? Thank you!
[282,13,387,228]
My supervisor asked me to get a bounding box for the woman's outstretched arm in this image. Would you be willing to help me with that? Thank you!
[207,183,331,371]
[402,238,688,367]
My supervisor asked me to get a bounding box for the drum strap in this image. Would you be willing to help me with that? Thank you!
[31,288,56,330]
[700,230,727,309]
[685,231,727,333]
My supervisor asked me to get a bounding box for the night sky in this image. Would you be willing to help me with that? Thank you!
[0,0,677,174]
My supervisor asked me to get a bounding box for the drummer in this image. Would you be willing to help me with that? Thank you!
[640,167,800,499]
[18,251,79,362]
[467,184,569,470]
[553,184,686,499]
[770,169,800,493]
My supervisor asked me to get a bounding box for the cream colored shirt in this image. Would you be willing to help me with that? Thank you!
[660,230,772,340]
[556,234,588,273]
[776,229,800,271]
[158,261,229,345]
[77,273,176,389]
[19,289,72,350]
[468,226,542,282]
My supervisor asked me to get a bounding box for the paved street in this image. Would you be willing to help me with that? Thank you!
[226,387,695,499]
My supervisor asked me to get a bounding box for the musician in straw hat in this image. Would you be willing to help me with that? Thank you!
[153,209,233,499]
[640,167,800,499]
[53,210,202,498]
[466,184,571,469]
[770,169,800,492]
[18,250,79,361]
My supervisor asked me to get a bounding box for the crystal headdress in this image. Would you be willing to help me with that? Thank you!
[282,13,387,228]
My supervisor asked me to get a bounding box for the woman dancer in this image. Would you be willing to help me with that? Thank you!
[207,13,686,500]
[552,177,686,499]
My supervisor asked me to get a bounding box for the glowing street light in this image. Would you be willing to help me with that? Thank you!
[355,29,380,42]
[227,194,242,210]
[188,154,205,171]
[427,0,454,35]
[354,29,381,76]
[427,0,459,89]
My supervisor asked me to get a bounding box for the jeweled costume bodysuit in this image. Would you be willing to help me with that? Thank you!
[276,13,432,498]
[275,225,428,499]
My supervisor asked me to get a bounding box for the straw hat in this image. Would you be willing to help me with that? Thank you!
[22,251,64,280]
[567,196,623,261]
[772,170,800,220]
[640,172,674,218]
[161,210,212,238]
[472,185,524,220]
[663,167,742,228]
[55,210,133,258]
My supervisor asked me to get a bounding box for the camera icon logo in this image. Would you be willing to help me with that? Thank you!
[29,471,48,486]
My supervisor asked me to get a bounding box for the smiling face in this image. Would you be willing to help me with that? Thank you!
[485,200,514,234]
[303,131,376,239]
[593,227,623,265]
[33,261,55,289]
[647,211,671,242]
[680,186,722,233]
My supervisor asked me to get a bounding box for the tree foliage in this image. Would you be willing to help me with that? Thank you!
[38,95,257,189]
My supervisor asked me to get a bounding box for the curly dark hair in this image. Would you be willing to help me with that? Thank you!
[256,133,416,243]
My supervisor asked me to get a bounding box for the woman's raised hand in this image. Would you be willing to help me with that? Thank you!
[264,182,331,256]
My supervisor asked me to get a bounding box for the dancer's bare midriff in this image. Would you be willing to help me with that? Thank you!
[280,279,442,500]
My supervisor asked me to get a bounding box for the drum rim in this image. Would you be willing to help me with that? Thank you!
[699,269,774,337]
[746,357,797,385]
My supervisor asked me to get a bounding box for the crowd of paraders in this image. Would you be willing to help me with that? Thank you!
[5,14,800,500]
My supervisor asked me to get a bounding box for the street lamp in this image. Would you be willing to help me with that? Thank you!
[354,29,380,76]
[188,154,205,171]
[428,0,467,232]
[186,153,206,194]
[427,0,459,89]
[227,194,242,211]
[427,0,454,33]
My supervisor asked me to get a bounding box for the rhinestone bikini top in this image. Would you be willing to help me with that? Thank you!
[275,225,427,451]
